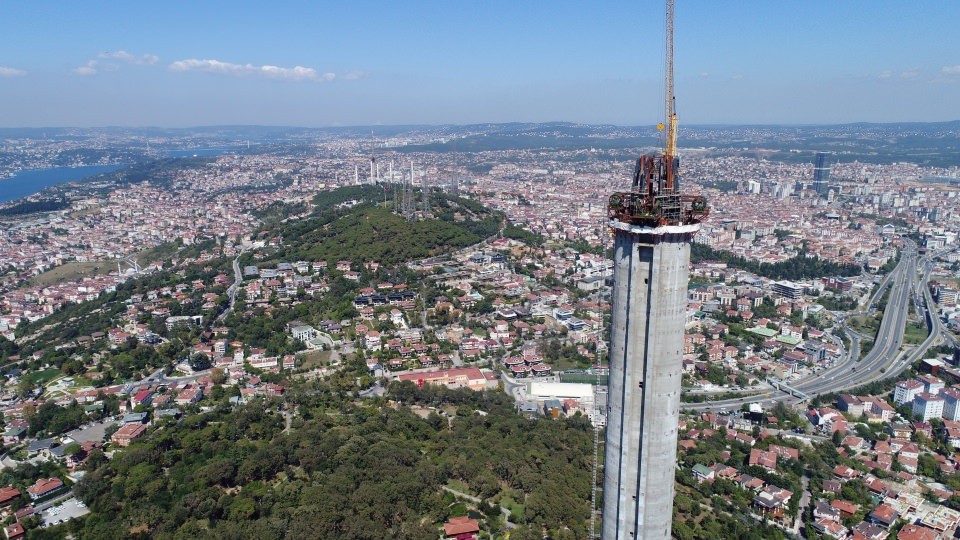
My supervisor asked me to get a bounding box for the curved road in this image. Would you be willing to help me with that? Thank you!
[682,241,939,412]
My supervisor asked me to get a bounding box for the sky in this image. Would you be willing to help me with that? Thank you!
[1,1,959,127]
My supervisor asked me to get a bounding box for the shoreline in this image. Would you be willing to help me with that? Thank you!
[0,163,128,205]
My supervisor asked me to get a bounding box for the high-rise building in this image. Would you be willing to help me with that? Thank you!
[813,152,830,195]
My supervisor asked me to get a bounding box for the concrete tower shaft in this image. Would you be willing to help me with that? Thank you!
[601,222,698,540]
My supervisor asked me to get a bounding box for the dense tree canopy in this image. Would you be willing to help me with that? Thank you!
[72,381,594,539]
[691,242,862,280]
[260,186,502,266]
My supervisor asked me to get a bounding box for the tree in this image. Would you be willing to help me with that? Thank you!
[210,367,227,385]
[832,430,843,446]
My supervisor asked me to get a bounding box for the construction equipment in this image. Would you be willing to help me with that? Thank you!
[607,0,708,229]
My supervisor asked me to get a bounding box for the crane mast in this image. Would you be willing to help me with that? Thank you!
[665,0,677,172]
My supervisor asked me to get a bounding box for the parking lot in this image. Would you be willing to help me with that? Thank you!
[40,497,89,527]
[66,419,118,444]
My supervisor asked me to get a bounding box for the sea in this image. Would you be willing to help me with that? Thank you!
[0,164,126,204]
[0,147,242,204]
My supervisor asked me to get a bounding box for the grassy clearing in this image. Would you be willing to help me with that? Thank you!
[848,315,881,338]
[27,261,113,288]
[446,479,470,495]
[497,491,526,522]
[299,350,333,370]
[23,368,60,386]
[135,241,182,266]
[904,321,930,345]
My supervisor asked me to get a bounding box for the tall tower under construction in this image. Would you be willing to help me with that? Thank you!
[600,1,707,538]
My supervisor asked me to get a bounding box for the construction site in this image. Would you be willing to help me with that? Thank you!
[598,1,709,538]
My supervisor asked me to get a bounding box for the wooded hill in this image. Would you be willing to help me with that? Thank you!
[69,381,594,539]
[257,184,502,266]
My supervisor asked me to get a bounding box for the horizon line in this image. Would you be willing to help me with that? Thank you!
[1,119,960,131]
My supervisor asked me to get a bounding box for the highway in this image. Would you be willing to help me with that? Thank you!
[682,240,947,412]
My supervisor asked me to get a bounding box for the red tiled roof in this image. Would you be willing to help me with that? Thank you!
[0,486,19,504]
[443,516,479,537]
[4,522,25,538]
[26,477,63,497]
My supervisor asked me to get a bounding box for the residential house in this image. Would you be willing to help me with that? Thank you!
[2,427,26,446]
[752,485,792,520]
[894,379,924,405]
[918,374,945,394]
[838,394,866,416]
[896,524,938,540]
[3,523,25,540]
[26,477,64,500]
[831,500,860,519]
[443,516,479,540]
[867,503,899,529]
[812,519,848,539]
[749,449,777,471]
[940,387,960,421]
[111,423,147,447]
[175,387,203,405]
[912,393,944,421]
[813,501,841,522]
[0,486,19,508]
[692,464,715,484]
[851,521,888,540]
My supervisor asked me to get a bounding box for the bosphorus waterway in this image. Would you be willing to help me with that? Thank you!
[0,164,127,204]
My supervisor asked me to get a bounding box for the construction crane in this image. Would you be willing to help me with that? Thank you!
[663,0,677,175]
[607,0,707,229]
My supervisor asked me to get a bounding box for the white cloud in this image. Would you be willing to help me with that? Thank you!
[169,58,339,81]
[98,50,159,64]
[878,70,893,79]
[899,69,920,80]
[0,66,26,77]
[730,74,744,80]
[699,72,709,78]
[342,70,366,80]
[72,60,98,76]
[943,65,960,75]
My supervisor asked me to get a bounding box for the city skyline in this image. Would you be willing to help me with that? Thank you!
[2,1,960,127]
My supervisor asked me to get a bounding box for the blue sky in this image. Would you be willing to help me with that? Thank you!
[1,1,959,127]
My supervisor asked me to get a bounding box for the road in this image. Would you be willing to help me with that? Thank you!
[792,476,811,535]
[217,250,246,322]
[683,241,935,412]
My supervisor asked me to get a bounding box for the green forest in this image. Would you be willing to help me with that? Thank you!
[691,242,862,280]
[0,198,70,216]
[68,382,594,539]
[260,185,501,265]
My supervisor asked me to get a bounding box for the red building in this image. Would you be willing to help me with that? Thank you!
[443,516,479,540]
